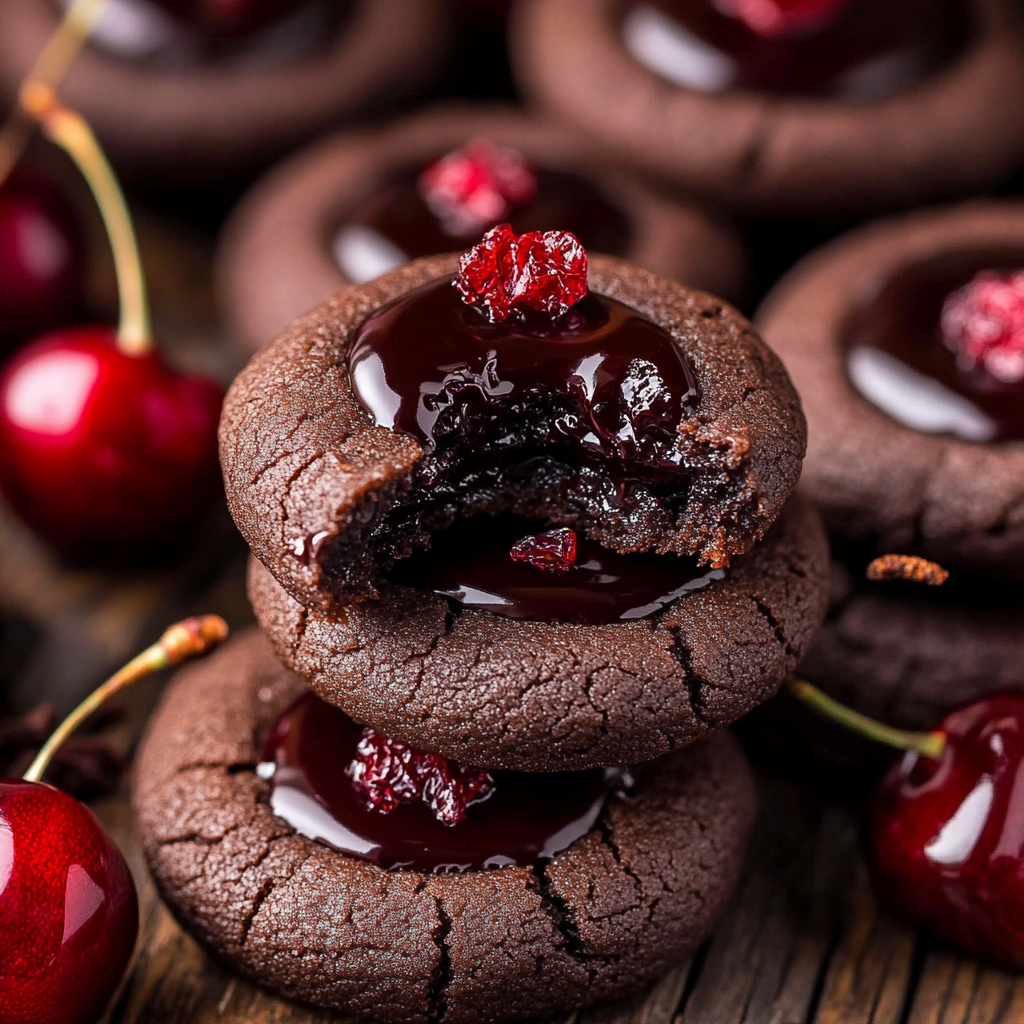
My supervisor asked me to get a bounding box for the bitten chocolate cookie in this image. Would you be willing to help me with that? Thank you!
[133,629,756,1024]
[216,105,747,355]
[510,0,1024,216]
[249,495,828,771]
[0,0,446,181]
[758,202,1024,580]
[219,254,806,611]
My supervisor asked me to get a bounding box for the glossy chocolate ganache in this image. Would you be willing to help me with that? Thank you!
[846,249,1024,443]
[346,272,710,579]
[258,691,618,872]
[334,152,631,284]
[621,0,965,98]
[389,513,724,624]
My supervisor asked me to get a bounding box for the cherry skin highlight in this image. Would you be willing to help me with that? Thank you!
[0,325,223,560]
[0,779,138,1024]
[0,167,84,351]
[869,693,1024,969]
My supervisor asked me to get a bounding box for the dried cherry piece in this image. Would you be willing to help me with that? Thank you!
[455,223,589,324]
[346,727,495,826]
[419,139,537,236]
[941,270,1024,384]
[509,527,578,572]
[715,0,847,37]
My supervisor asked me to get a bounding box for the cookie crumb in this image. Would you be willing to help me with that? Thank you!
[866,554,949,586]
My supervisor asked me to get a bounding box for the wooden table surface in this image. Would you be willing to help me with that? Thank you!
[3,206,1021,1024]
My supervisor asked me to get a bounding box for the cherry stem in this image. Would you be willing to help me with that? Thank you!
[22,615,229,784]
[0,0,108,190]
[19,81,151,355]
[787,678,947,760]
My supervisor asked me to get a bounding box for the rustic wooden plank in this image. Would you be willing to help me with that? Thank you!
[578,963,692,1024]
[906,951,1024,1024]
[811,867,916,1024]
[679,785,859,1024]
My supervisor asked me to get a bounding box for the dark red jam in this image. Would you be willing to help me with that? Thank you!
[845,249,1024,443]
[258,692,612,872]
[622,0,965,98]
[335,168,631,283]
[388,514,724,623]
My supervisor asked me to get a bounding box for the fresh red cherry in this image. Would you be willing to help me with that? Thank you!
[0,779,138,1024]
[868,693,1024,969]
[0,166,84,351]
[0,616,227,1024]
[148,0,297,38]
[0,325,222,560]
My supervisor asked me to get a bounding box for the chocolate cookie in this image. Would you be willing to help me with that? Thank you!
[133,629,756,1024]
[219,254,807,610]
[0,0,447,181]
[248,495,828,771]
[509,0,1024,216]
[800,558,1024,732]
[216,104,747,355]
[758,201,1024,580]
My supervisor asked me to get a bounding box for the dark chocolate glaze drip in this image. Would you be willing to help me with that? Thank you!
[350,277,697,472]
[258,692,610,872]
[389,513,724,623]
[630,0,965,97]
[345,168,631,262]
[845,248,1024,442]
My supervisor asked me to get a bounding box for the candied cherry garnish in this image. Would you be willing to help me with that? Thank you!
[714,0,847,38]
[455,223,588,323]
[941,270,1024,384]
[420,139,537,237]
[347,728,495,826]
[0,616,228,1024]
[509,527,578,572]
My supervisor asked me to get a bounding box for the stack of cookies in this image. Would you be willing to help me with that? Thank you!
[133,230,829,1022]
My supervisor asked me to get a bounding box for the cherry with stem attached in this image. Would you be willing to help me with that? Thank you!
[0,614,228,1024]
[0,84,223,560]
[791,678,1024,970]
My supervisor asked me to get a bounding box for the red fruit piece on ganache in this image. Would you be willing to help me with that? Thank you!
[455,223,588,323]
[509,527,578,572]
[715,0,847,37]
[420,139,537,235]
[941,270,1024,384]
[347,728,495,826]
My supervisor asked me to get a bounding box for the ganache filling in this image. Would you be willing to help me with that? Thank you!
[846,249,1024,444]
[258,692,623,872]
